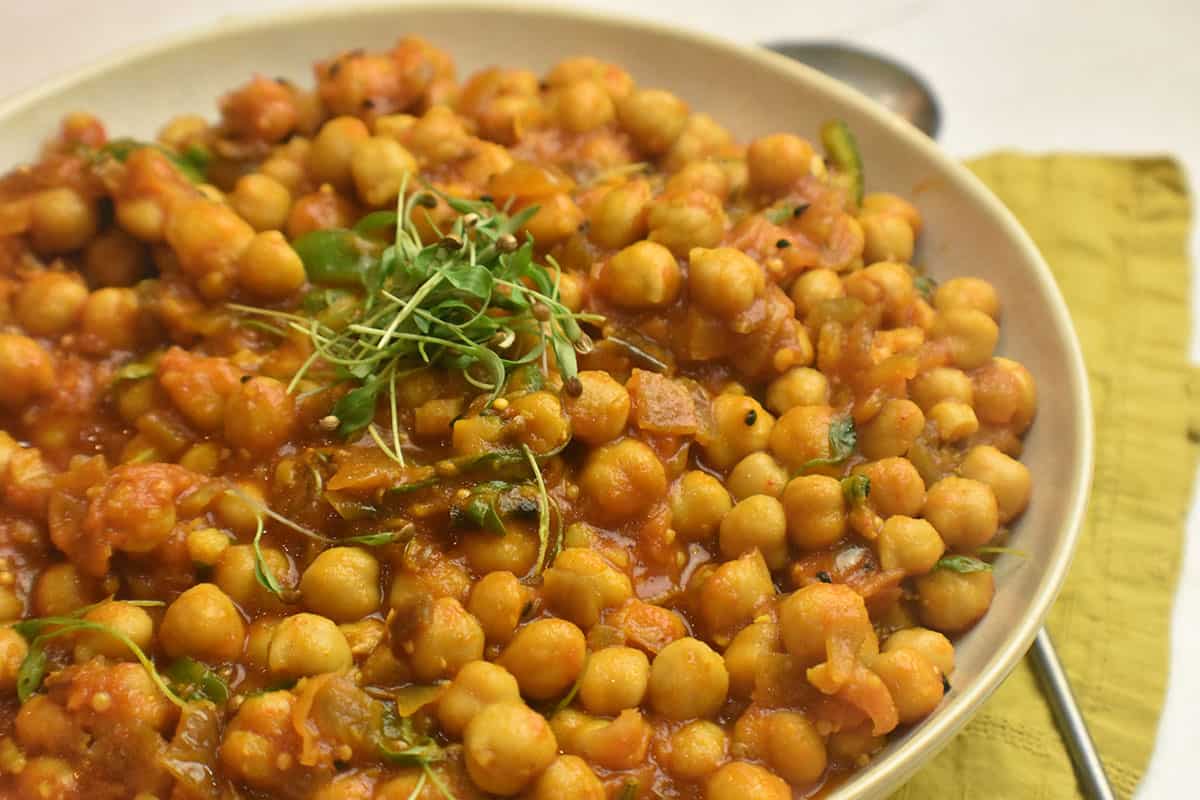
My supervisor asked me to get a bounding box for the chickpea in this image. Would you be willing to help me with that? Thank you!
[827,722,885,764]
[18,757,78,799]
[698,550,775,640]
[84,228,149,286]
[564,371,630,445]
[877,516,944,576]
[531,754,605,800]
[862,192,922,231]
[588,179,651,249]
[77,287,141,353]
[350,136,418,207]
[237,231,306,300]
[707,762,791,800]
[499,618,587,701]
[670,470,733,542]
[244,619,279,670]
[781,474,846,551]
[871,647,944,724]
[224,376,295,454]
[923,476,999,550]
[74,601,154,661]
[702,394,774,470]
[727,452,788,500]
[960,444,1032,523]
[666,720,728,780]
[577,646,649,715]
[723,620,778,698]
[438,660,522,738]
[931,308,999,370]
[916,568,995,633]
[688,246,765,318]
[399,597,485,682]
[29,187,98,254]
[509,390,570,454]
[667,160,731,199]
[778,583,872,667]
[464,701,558,796]
[299,547,381,622]
[598,240,681,310]
[161,583,245,662]
[853,457,925,518]
[765,711,827,787]
[286,187,357,239]
[936,276,999,319]
[0,627,28,692]
[769,404,833,473]
[467,571,531,645]
[858,398,924,460]
[766,367,829,415]
[33,563,99,617]
[928,400,979,442]
[309,115,371,188]
[884,627,955,676]
[861,213,915,264]
[15,271,88,336]
[542,548,632,629]
[546,57,633,99]
[462,527,538,577]
[646,190,727,257]
[555,80,616,132]
[790,268,845,318]
[520,193,584,247]
[166,199,255,293]
[616,89,689,155]
[747,134,815,195]
[268,612,352,679]
[719,495,789,569]
[404,106,469,163]
[648,637,729,720]
[0,334,54,409]
[579,439,667,521]
[0,586,23,621]
[990,357,1038,432]
[909,367,974,412]
[215,544,291,613]
[230,173,292,232]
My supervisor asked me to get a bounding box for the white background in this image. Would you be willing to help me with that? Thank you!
[2,0,1197,796]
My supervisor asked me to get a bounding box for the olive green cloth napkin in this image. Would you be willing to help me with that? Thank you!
[894,155,1197,799]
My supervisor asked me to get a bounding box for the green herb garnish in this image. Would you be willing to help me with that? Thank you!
[914,275,937,302]
[12,602,184,708]
[522,444,557,579]
[234,488,411,599]
[96,138,210,184]
[765,205,794,224]
[164,656,230,704]
[820,119,864,205]
[934,555,992,574]
[796,416,857,474]
[112,361,156,384]
[841,474,870,504]
[231,180,600,449]
[378,709,457,800]
[618,780,639,800]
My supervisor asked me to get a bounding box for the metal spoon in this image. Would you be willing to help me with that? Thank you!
[763,41,942,138]
[765,40,1115,800]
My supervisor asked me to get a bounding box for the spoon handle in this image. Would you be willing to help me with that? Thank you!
[1029,629,1116,800]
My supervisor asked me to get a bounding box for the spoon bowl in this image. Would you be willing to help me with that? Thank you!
[764,40,942,138]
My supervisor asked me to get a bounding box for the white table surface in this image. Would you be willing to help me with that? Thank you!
[2,1,1197,796]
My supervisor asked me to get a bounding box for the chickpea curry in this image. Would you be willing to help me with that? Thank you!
[0,35,1036,800]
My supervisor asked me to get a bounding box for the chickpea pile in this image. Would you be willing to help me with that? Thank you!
[0,35,1035,800]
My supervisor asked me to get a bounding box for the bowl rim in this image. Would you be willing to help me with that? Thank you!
[0,3,1096,797]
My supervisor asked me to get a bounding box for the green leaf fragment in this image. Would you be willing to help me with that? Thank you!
[841,474,870,504]
[935,555,993,573]
[796,415,857,474]
[164,657,230,704]
[820,118,864,205]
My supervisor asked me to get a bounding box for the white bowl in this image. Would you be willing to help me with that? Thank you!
[0,4,1094,797]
